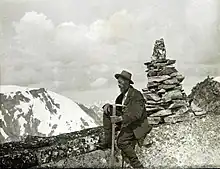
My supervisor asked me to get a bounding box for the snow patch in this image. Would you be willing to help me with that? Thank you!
[0,128,8,139]
[14,109,21,119]
[21,90,32,100]
[32,98,51,134]
[0,110,6,126]
[15,102,31,116]
[5,92,17,99]
[18,116,27,135]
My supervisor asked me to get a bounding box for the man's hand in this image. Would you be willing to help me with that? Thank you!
[110,116,123,123]
[103,103,112,115]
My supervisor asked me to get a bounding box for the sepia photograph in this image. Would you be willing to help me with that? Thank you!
[0,0,220,168]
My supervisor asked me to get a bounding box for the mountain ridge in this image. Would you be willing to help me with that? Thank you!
[0,85,97,143]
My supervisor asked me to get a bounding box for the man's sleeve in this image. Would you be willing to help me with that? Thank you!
[122,92,145,126]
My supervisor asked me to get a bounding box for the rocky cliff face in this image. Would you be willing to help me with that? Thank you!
[1,77,220,168]
[0,85,97,143]
[188,76,220,115]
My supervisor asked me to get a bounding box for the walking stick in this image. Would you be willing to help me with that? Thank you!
[110,104,116,168]
[109,104,126,168]
[122,153,125,168]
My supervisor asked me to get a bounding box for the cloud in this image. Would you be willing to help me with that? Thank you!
[89,64,110,73]
[1,0,220,94]
[90,78,108,88]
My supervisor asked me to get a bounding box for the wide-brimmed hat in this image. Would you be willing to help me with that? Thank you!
[114,70,134,84]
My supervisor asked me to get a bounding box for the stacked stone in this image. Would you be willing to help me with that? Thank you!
[142,38,191,125]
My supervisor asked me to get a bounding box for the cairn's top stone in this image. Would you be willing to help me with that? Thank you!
[152,38,166,61]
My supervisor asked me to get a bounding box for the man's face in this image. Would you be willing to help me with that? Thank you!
[117,77,130,93]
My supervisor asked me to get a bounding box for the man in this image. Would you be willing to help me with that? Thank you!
[98,70,152,168]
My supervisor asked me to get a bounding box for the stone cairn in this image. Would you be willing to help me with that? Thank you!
[142,38,191,125]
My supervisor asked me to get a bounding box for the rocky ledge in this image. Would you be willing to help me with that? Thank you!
[0,126,105,168]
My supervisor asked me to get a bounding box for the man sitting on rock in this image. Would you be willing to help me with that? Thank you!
[97,70,152,168]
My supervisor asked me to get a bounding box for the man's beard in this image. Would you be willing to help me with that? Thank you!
[120,86,129,94]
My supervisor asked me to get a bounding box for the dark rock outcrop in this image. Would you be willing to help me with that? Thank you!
[188,76,220,115]
[0,127,104,168]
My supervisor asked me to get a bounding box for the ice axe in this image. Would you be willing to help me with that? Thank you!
[110,104,126,168]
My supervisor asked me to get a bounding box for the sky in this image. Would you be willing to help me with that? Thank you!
[0,0,220,104]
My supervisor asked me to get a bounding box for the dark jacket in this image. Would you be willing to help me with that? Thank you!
[115,86,152,141]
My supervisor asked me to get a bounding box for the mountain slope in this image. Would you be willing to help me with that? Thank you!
[76,103,102,126]
[0,85,97,143]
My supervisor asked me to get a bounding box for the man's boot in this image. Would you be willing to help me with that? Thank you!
[122,147,144,168]
[129,157,143,168]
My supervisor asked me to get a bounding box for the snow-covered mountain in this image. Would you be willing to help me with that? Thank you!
[81,100,114,125]
[0,85,97,143]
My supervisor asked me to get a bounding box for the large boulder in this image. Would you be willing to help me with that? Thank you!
[188,76,220,114]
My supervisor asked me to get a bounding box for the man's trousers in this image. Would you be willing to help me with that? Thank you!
[103,111,143,168]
